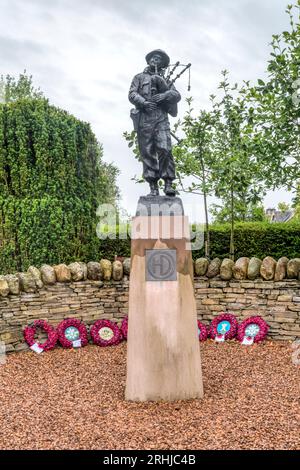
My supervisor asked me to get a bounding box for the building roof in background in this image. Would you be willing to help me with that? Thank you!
[266,208,295,223]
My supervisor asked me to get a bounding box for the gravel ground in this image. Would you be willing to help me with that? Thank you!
[0,340,299,450]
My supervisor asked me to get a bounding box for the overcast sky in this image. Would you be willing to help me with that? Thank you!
[0,0,294,221]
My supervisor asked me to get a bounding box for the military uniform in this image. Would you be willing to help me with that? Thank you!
[128,65,181,188]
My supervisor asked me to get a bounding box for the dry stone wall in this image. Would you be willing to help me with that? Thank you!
[1,257,300,352]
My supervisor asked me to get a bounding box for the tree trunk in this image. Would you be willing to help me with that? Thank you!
[200,153,210,259]
[230,185,234,260]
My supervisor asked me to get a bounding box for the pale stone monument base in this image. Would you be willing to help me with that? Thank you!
[125,212,203,402]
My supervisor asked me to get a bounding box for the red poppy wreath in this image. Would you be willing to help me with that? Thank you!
[24,320,58,353]
[237,316,269,345]
[121,316,128,340]
[90,319,122,346]
[209,313,238,341]
[57,318,88,348]
[197,320,208,342]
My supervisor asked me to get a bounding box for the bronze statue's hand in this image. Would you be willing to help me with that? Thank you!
[151,93,166,103]
[143,101,157,111]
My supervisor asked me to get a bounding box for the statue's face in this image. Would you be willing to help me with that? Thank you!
[149,53,164,70]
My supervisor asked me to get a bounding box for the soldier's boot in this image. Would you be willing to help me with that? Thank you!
[147,181,159,197]
[164,179,176,197]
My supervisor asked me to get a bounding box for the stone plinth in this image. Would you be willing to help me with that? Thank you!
[125,214,203,402]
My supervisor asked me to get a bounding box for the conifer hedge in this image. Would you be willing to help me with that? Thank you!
[0,98,118,273]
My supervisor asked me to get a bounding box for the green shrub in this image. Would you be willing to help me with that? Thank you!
[191,222,300,260]
[0,98,119,273]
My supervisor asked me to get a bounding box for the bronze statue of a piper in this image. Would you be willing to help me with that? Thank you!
[128,49,181,197]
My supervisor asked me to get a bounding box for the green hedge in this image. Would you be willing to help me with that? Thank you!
[191,222,300,260]
[92,221,300,263]
[0,98,118,274]
[2,215,300,274]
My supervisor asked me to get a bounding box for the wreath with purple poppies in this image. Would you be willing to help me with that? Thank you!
[209,313,238,340]
[24,320,58,353]
[197,320,208,342]
[57,318,88,348]
[90,319,123,346]
[237,316,269,344]
[121,316,128,340]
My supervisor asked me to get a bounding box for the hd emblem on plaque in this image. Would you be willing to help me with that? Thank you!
[146,249,177,281]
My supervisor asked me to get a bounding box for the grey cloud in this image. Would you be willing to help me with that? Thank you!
[0,36,45,64]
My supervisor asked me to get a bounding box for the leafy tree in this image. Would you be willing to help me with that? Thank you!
[245,1,300,192]
[211,201,266,224]
[208,71,266,258]
[0,71,44,103]
[277,201,291,212]
[172,99,219,258]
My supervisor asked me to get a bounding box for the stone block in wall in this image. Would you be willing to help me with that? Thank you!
[4,275,20,295]
[274,257,289,281]
[287,259,300,279]
[100,260,112,281]
[220,258,235,280]
[233,257,249,280]
[268,293,279,300]
[280,324,300,332]
[1,330,21,343]
[79,263,88,280]
[112,261,123,281]
[206,258,221,278]
[273,316,297,323]
[27,266,43,289]
[40,265,56,285]
[201,298,219,305]
[255,282,275,289]
[278,295,293,302]
[194,281,209,288]
[123,258,131,275]
[194,258,209,276]
[260,257,276,280]
[247,257,262,280]
[209,280,228,288]
[0,276,10,297]
[195,288,222,295]
[208,305,224,312]
[54,264,72,282]
[18,273,36,293]
[287,304,300,312]
[240,282,255,289]
[87,262,103,280]
[68,262,84,281]
[272,335,296,340]
[15,343,29,352]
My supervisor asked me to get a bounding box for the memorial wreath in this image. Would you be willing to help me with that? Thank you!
[24,320,58,353]
[90,319,122,346]
[121,316,128,340]
[209,313,238,341]
[57,318,88,348]
[197,320,208,342]
[237,316,269,344]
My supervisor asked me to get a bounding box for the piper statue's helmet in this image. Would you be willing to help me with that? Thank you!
[145,49,170,69]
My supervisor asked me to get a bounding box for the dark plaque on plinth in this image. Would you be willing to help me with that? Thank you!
[146,249,177,281]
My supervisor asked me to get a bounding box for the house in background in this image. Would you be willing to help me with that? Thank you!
[265,208,295,223]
